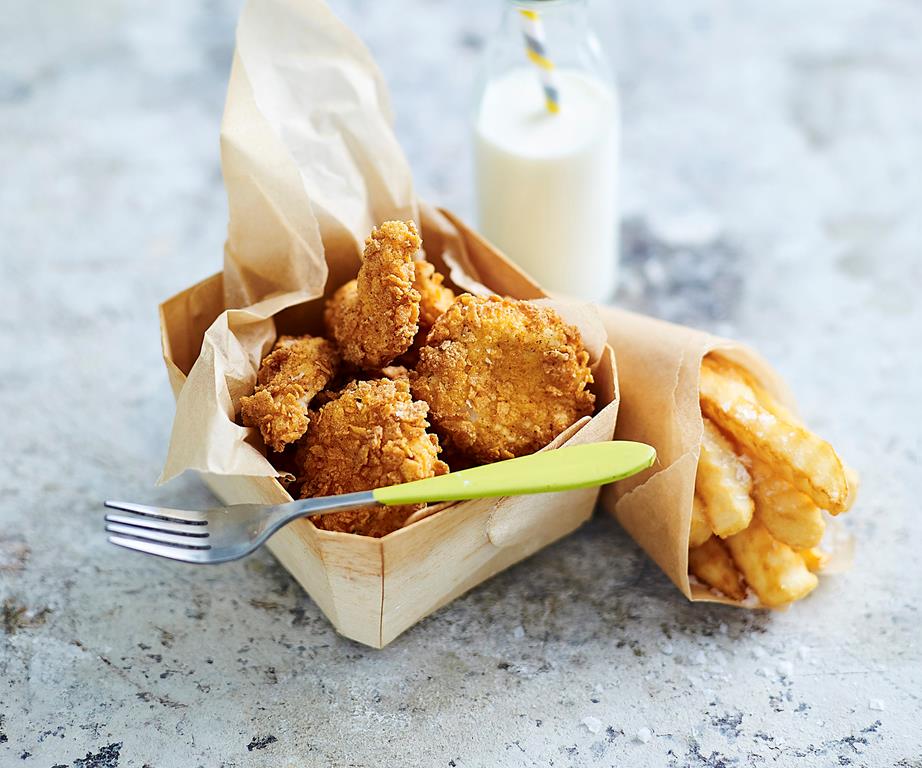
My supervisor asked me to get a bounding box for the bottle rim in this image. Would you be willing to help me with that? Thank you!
[508,0,586,8]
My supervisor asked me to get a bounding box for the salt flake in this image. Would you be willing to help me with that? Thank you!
[635,727,652,744]
[582,716,602,734]
[868,699,885,711]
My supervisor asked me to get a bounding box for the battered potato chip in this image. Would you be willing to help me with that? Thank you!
[688,536,746,601]
[689,494,712,548]
[699,357,849,514]
[798,547,830,573]
[695,419,753,538]
[750,460,825,550]
[725,518,818,607]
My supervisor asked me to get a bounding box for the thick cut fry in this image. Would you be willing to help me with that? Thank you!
[699,357,849,514]
[726,519,818,607]
[843,466,860,513]
[695,419,753,537]
[798,547,829,573]
[689,494,712,548]
[688,536,747,600]
[750,460,825,549]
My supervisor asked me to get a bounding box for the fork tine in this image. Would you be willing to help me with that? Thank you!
[104,501,207,524]
[108,535,215,563]
[104,513,208,536]
[105,523,212,548]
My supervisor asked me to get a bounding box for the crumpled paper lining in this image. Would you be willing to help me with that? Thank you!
[159,0,609,485]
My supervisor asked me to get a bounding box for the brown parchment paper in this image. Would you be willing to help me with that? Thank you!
[597,306,797,605]
[160,0,609,485]
[163,0,421,482]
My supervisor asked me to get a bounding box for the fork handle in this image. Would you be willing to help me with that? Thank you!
[371,441,655,506]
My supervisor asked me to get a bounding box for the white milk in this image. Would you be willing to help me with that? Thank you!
[475,68,619,302]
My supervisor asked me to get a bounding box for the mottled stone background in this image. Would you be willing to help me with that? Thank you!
[2,1,920,766]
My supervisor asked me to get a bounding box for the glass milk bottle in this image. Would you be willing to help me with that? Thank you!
[474,0,619,302]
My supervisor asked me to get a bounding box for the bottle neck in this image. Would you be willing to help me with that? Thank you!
[489,0,608,87]
[507,0,590,31]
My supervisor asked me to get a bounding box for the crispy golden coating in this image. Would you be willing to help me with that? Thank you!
[726,518,818,607]
[414,259,455,329]
[695,419,754,538]
[325,220,421,369]
[750,459,825,550]
[298,378,448,537]
[239,335,339,452]
[411,295,595,462]
[699,356,849,513]
[689,536,747,601]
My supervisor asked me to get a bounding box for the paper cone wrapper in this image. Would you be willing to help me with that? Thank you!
[597,306,799,606]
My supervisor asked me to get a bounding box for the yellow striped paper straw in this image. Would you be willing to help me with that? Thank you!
[518,8,560,114]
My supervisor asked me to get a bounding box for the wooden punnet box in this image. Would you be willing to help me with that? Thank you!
[159,212,619,648]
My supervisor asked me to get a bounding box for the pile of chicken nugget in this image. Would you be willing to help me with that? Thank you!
[688,355,856,606]
[238,220,596,537]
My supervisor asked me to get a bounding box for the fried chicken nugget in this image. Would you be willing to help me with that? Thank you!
[411,295,595,462]
[298,378,448,537]
[325,220,421,369]
[239,335,339,452]
[414,259,455,329]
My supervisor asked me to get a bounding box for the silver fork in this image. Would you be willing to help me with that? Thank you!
[104,441,657,564]
[104,492,377,564]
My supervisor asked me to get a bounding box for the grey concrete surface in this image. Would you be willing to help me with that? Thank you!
[2,1,921,766]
